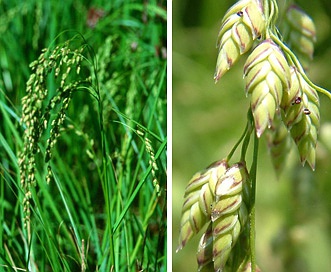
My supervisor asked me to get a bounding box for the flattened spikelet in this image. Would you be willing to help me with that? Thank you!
[281,5,316,70]
[281,67,320,169]
[215,0,265,81]
[177,160,229,251]
[244,39,290,137]
[211,162,249,271]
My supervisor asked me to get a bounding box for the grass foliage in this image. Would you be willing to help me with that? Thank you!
[0,0,167,271]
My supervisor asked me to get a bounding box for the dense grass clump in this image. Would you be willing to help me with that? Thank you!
[0,1,167,271]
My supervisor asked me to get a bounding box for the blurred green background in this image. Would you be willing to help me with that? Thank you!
[172,0,331,271]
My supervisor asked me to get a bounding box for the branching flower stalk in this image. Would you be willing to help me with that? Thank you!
[18,33,116,267]
[177,0,331,271]
[18,35,91,267]
[19,36,89,221]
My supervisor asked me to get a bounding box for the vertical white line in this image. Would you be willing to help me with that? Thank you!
[166,0,173,271]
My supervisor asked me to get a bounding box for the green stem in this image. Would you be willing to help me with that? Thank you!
[88,41,116,267]
[227,109,253,162]
[249,128,259,272]
[227,122,248,162]
[263,0,270,38]
[240,110,254,161]
[263,0,278,38]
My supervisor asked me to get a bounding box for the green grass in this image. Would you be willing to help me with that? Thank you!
[0,1,166,271]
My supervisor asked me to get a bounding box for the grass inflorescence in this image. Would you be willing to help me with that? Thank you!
[177,0,331,271]
[0,0,166,271]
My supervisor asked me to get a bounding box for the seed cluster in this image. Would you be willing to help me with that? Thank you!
[177,160,252,271]
[19,38,89,226]
[279,5,316,70]
[137,130,160,194]
[178,0,330,271]
[214,0,265,82]
[215,0,325,171]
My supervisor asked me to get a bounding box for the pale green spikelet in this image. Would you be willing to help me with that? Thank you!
[244,38,291,137]
[211,162,249,271]
[279,66,320,169]
[197,207,249,272]
[281,66,304,128]
[289,75,320,169]
[214,0,265,81]
[280,4,316,70]
[266,113,292,175]
[177,160,229,251]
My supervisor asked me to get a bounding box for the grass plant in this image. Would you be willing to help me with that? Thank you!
[0,1,167,271]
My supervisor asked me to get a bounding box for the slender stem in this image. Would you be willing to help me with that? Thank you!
[249,129,259,272]
[227,121,248,162]
[226,109,253,162]
[240,110,254,161]
[88,41,116,266]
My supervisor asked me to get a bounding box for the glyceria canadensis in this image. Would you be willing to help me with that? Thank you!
[177,0,331,271]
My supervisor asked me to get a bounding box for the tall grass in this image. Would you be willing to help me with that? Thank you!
[0,1,167,271]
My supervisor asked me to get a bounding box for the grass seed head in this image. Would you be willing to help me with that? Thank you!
[19,37,89,226]
[177,160,229,251]
[215,0,265,81]
[210,162,249,271]
[244,38,291,137]
[212,213,242,271]
[290,102,320,170]
[285,71,320,169]
[281,5,316,70]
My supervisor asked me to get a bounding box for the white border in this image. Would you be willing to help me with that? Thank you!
[166,0,172,271]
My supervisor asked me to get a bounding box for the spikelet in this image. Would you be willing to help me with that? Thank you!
[177,160,229,251]
[289,73,320,170]
[281,66,304,128]
[281,66,320,169]
[211,162,249,271]
[280,5,316,70]
[244,38,291,137]
[266,113,292,175]
[214,0,265,81]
